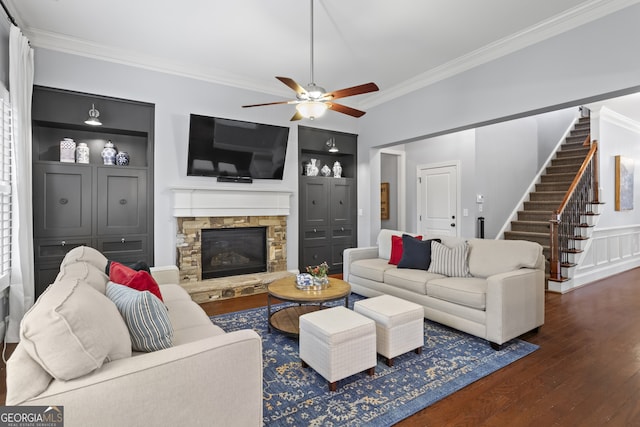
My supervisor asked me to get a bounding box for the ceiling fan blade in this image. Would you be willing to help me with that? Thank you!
[276,77,307,96]
[242,100,292,108]
[325,82,379,100]
[290,110,304,121]
[327,102,367,118]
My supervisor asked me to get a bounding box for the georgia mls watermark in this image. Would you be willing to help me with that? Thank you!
[0,406,63,427]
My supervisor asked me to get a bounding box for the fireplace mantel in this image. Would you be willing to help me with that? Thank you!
[171,187,293,217]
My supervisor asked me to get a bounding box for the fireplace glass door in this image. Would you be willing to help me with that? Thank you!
[201,227,267,279]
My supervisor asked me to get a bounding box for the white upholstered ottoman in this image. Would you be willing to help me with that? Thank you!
[354,295,424,366]
[299,306,376,391]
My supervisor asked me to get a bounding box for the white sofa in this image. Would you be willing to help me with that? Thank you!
[343,230,545,349]
[6,246,263,427]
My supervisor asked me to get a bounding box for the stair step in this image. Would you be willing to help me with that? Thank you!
[546,164,581,174]
[504,231,550,246]
[556,147,591,158]
[541,173,575,183]
[524,200,560,211]
[535,182,570,192]
[511,220,550,233]
[530,191,566,202]
[551,156,587,166]
[517,210,553,221]
[562,141,588,151]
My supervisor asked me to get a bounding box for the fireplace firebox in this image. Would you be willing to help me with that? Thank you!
[201,227,267,279]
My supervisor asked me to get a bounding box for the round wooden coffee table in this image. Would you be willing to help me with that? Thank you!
[267,276,351,337]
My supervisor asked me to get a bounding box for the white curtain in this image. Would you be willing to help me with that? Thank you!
[7,25,34,342]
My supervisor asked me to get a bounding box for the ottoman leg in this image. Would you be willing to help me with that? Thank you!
[386,357,394,367]
[367,367,375,376]
[415,347,422,355]
[329,381,337,392]
[301,359,309,368]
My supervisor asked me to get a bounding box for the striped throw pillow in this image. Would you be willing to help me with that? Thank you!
[427,241,471,277]
[106,281,173,352]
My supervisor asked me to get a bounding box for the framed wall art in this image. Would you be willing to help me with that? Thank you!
[615,155,634,211]
[381,182,390,220]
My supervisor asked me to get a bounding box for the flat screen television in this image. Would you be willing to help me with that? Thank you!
[187,114,290,180]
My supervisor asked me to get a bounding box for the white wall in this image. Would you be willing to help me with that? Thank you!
[357,3,640,245]
[32,49,359,268]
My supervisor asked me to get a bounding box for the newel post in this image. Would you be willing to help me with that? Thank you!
[592,141,600,203]
[549,212,562,281]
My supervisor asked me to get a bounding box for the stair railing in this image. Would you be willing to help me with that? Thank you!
[549,136,598,281]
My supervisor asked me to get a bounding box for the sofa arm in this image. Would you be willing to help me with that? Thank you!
[24,330,263,427]
[150,265,180,285]
[485,268,545,345]
[343,246,378,281]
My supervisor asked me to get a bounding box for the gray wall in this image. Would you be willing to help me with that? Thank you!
[358,3,640,245]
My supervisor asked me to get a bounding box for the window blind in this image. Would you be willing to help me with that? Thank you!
[0,85,12,290]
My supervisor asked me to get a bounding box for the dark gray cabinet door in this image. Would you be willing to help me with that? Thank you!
[330,179,353,225]
[96,167,147,235]
[301,178,329,228]
[33,163,92,238]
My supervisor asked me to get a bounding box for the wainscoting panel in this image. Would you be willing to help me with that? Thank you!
[571,226,640,290]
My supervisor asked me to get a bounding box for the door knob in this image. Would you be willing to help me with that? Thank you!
[450,223,456,227]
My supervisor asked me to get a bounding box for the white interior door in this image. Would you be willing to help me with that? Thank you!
[418,164,458,236]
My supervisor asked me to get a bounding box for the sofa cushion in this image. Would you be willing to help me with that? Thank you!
[426,277,488,310]
[106,281,174,352]
[384,268,444,294]
[55,260,109,294]
[467,238,543,278]
[20,278,132,381]
[60,245,108,273]
[5,344,53,405]
[109,261,164,302]
[159,283,192,303]
[398,236,440,270]
[351,258,396,282]
[428,241,471,277]
[389,234,422,265]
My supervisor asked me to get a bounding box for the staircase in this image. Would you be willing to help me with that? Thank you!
[503,116,601,288]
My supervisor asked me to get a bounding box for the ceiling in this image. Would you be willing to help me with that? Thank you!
[4,0,640,117]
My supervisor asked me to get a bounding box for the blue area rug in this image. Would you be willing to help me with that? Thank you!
[210,294,538,426]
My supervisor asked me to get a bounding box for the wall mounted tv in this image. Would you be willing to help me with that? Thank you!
[187,114,290,180]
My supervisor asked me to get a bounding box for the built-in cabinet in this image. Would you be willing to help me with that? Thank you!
[32,86,154,298]
[298,126,357,275]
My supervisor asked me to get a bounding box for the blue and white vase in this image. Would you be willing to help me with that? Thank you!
[115,151,130,166]
[101,141,116,165]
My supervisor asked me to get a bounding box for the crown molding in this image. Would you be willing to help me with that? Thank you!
[598,106,640,134]
[19,0,640,107]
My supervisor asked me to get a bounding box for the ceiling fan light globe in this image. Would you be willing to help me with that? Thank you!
[296,101,327,119]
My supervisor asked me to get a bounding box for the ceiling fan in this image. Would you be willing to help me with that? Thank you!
[242,0,379,121]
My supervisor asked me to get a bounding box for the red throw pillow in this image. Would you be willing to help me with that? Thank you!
[388,234,422,265]
[108,261,163,302]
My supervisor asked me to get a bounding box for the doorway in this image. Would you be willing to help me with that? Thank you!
[380,149,406,232]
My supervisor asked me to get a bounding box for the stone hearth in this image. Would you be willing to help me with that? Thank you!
[176,216,293,302]
[171,187,294,303]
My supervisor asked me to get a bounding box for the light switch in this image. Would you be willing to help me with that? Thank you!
[463,209,469,217]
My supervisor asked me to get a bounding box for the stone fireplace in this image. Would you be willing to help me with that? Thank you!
[172,187,294,302]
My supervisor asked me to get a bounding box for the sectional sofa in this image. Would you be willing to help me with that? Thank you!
[343,229,545,348]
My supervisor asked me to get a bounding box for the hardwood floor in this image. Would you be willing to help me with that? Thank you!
[2,268,639,426]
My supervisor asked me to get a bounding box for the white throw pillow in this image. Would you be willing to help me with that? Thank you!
[20,279,132,381]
